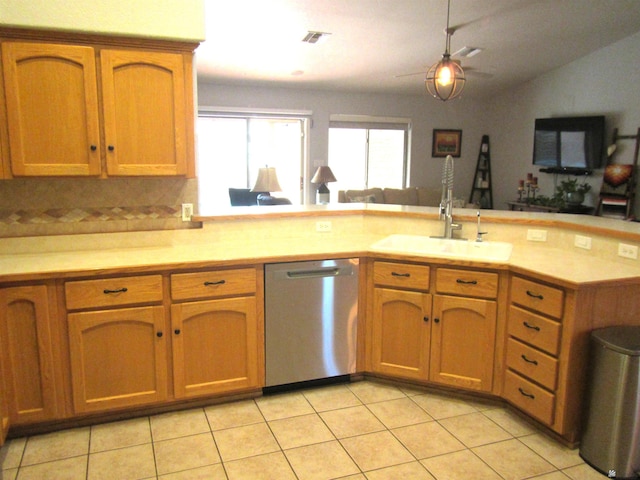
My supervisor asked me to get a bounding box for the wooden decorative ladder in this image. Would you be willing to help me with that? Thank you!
[468,135,493,209]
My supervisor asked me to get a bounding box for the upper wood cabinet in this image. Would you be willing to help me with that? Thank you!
[1,42,102,176]
[0,35,196,178]
[100,49,189,176]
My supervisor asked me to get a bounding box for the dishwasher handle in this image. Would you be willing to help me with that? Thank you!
[286,267,342,279]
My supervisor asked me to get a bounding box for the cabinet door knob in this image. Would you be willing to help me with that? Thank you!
[90,145,97,151]
[108,145,115,151]
[156,331,163,338]
[174,329,181,335]
[423,316,429,322]
[434,318,440,323]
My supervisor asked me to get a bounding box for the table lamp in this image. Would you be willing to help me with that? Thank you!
[311,166,337,204]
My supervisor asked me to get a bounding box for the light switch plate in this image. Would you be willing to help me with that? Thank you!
[618,243,638,259]
[181,203,193,222]
[574,235,592,250]
[527,229,547,242]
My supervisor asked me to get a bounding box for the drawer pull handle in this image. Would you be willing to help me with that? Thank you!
[521,354,538,365]
[204,280,226,286]
[523,321,541,331]
[526,290,544,300]
[103,287,128,294]
[518,387,535,399]
[391,272,410,277]
[456,279,478,285]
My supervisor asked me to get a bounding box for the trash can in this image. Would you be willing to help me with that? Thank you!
[580,326,640,479]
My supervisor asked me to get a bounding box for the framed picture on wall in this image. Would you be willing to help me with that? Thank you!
[432,129,462,157]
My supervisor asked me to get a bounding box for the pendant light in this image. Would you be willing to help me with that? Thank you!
[425,0,466,101]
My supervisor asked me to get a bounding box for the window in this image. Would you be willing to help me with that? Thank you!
[197,113,307,211]
[328,118,409,196]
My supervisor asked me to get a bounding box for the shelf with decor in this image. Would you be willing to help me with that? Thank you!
[468,135,493,209]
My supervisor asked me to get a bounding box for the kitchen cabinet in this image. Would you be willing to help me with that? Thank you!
[65,275,167,413]
[0,285,60,425]
[1,37,195,177]
[370,261,432,381]
[170,268,261,398]
[0,329,10,446]
[430,268,498,392]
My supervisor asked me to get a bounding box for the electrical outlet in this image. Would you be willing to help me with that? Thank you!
[618,243,638,260]
[316,221,332,232]
[574,235,592,250]
[181,203,194,222]
[526,229,547,242]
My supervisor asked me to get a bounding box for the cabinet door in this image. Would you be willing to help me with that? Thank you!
[68,306,167,413]
[171,296,259,398]
[0,285,58,424]
[371,288,432,380]
[431,295,497,392]
[101,49,188,176]
[1,42,102,176]
[0,328,10,445]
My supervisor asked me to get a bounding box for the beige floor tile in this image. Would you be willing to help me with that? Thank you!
[365,460,436,479]
[269,413,335,449]
[562,463,604,479]
[224,451,297,480]
[473,439,556,480]
[154,432,220,475]
[320,405,385,439]
[88,443,156,480]
[2,467,18,480]
[347,381,406,404]
[302,384,362,412]
[90,417,151,453]
[255,392,314,421]
[0,437,26,469]
[481,408,538,437]
[158,464,227,479]
[340,430,414,472]
[205,399,264,430]
[21,427,90,466]
[14,455,87,480]
[411,392,478,419]
[439,412,512,448]
[530,472,572,479]
[519,433,582,469]
[339,475,366,480]
[214,422,279,462]
[366,397,433,429]
[421,449,502,480]
[150,408,210,442]
[392,421,465,459]
[285,440,359,480]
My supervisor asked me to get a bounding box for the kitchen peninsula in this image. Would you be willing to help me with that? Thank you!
[1,204,640,448]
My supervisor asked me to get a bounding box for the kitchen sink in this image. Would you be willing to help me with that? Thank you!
[370,234,513,262]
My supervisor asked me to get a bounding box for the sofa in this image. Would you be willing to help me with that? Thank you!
[338,187,442,206]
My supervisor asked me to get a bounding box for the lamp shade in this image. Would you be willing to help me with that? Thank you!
[425,55,466,101]
[311,166,337,184]
[251,166,282,192]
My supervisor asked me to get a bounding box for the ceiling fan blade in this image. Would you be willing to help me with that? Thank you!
[394,71,425,78]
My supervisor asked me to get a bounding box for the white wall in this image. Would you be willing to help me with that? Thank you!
[0,0,205,41]
[197,82,487,204]
[485,31,640,211]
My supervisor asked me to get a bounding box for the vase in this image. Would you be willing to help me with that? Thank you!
[566,192,584,205]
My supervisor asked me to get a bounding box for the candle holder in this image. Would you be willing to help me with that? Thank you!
[518,175,539,204]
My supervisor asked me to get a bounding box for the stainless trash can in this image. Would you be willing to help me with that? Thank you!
[580,326,640,479]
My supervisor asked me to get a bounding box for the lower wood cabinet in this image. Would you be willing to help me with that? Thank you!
[68,306,168,413]
[171,296,259,398]
[0,285,59,425]
[0,328,10,446]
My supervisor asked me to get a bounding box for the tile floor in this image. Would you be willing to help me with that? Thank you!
[0,380,605,480]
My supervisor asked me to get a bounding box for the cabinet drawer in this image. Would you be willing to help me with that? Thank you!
[436,268,498,299]
[511,276,564,319]
[171,268,256,301]
[65,275,163,310]
[373,261,430,291]
[506,338,558,391]
[504,370,555,425]
[508,305,561,356]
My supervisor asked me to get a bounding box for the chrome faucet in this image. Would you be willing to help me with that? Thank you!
[475,211,488,242]
[439,155,461,238]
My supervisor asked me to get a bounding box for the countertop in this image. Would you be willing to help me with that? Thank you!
[1,205,639,287]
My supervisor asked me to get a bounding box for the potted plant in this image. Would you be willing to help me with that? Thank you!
[558,178,592,206]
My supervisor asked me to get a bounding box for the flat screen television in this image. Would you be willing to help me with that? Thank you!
[532,115,605,174]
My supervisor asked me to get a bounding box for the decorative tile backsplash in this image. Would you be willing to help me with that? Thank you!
[0,205,182,225]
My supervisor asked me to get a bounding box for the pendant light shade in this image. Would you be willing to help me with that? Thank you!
[425,0,466,101]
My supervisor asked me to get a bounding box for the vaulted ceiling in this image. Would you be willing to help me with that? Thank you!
[196,0,640,99]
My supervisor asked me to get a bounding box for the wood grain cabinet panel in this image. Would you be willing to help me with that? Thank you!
[1,42,102,176]
[0,285,59,424]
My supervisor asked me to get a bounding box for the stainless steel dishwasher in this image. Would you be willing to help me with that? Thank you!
[264,258,359,389]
